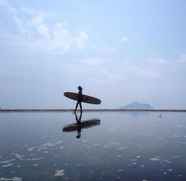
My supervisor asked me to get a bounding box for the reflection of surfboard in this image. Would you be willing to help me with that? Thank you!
[63,119,101,132]
[64,92,101,104]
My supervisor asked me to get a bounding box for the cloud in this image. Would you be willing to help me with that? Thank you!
[176,54,186,63]
[75,32,89,49]
[121,36,128,43]
[0,2,89,54]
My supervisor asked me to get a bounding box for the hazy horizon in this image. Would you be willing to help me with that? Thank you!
[1,0,186,109]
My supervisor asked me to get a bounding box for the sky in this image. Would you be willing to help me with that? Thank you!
[0,0,186,109]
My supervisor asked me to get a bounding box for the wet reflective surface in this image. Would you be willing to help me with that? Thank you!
[0,112,186,181]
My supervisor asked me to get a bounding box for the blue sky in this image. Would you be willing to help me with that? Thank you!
[0,0,186,108]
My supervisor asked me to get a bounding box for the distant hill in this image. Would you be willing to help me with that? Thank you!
[121,102,153,109]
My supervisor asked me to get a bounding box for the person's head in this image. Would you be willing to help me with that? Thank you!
[78,86,82,91]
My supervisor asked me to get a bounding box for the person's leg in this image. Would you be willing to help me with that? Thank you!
[74,111,78,121]
[79,102,83,114]
[75,101,79,113]
[79,102,82,120]
[79,102,82,112]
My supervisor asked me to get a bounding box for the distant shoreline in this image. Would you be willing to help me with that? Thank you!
[0,109,186,112]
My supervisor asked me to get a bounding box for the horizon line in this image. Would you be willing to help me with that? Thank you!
[0,108,186,112]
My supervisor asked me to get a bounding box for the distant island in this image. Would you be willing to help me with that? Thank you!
[121,102,153,109]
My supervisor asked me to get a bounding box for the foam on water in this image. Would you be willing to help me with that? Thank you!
[0,159,15,164]
[0,177,22,181]
[149,157,160,161]
[1,163,14,168]
[54,169,64,177]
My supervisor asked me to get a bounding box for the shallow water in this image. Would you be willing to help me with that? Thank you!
[0,112,186,181]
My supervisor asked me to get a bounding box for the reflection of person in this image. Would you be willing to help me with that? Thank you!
[74,110,82,124]
[74,111,82,139]
[76,126,81,139]
[74,86,83,116]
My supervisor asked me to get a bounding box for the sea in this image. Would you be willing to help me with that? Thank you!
[0,111,186,181]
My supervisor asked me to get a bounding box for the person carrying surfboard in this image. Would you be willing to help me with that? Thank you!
[74,86,83,116]
[64,87,101,119]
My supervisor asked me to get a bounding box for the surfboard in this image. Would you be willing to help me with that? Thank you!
[64,92,101,104]
[63,119,101,132]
